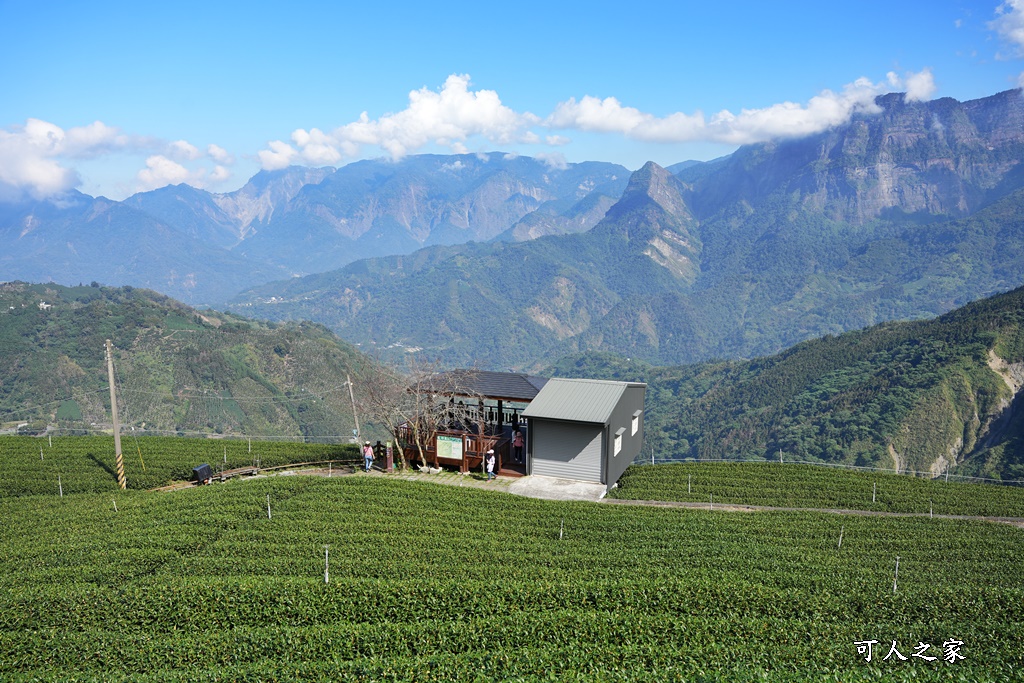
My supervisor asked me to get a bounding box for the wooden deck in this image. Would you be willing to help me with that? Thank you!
[398,424,526,476]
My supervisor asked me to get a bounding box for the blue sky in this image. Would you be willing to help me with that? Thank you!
[2,0,1024,201]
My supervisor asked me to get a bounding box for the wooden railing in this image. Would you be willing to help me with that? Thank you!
[397,424,510,472]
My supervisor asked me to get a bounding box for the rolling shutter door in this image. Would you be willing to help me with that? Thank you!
[531,420,603,483]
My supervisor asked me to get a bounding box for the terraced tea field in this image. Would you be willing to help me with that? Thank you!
[609,462,1024,518]
[0,435,358,496]
[1,470,1021,681]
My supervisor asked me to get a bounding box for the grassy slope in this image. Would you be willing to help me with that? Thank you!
[1,476,1021,682]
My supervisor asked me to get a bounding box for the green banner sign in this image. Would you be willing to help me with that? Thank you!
[436,435,463,461]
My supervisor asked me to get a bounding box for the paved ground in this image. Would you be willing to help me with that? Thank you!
[507,475,607,502]
[259,466,607,501]
[390,467,515,492]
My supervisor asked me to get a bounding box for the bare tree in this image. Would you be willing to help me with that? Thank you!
[355,356,481,470]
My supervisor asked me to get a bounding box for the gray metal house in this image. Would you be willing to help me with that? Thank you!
[521,378,646,488]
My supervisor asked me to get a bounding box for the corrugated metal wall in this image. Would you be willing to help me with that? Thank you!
[605,385,646,487]
[530,419,603,483]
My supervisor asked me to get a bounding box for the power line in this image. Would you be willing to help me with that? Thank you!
[118,385,353,403]
[40,426,359,441]
[0,389,107,420]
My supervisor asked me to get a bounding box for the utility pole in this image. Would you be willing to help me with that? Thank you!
[347,374,360,440]
[105,340,126,490]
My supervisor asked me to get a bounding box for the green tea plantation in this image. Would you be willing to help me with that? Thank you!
[0,458,1021,681]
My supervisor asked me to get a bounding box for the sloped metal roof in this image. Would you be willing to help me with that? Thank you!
[522,378,645,424]
[420,370,549,402]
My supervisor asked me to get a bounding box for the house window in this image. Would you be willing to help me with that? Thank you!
[614,428,625,456]
[632,410,642,436]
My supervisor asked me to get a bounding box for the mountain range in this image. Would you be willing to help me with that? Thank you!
[4,89,1024,372]
[0,156,628,304]
[228,89,1024,369]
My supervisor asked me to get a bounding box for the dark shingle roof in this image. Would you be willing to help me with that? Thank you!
[420,370,549,402]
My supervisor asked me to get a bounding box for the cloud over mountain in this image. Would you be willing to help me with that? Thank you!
[547,71,936,145]
[0,118,232,200]
[258,70,940,172]
[258,74,541,170]
[0,119,140,199]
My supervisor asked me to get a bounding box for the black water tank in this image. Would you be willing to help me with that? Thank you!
[193,463,213,483]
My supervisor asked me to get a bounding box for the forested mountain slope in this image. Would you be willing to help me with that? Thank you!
[231,146,1024,369]
[0,282,368,440]
[548,286,1024,481]
[231,91,1024,369]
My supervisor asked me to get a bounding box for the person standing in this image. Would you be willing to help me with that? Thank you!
[486,449,496,481]
[363,441,374,472]
[512,430,524,464]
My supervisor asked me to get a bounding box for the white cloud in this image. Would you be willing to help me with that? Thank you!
[546,95,695,137]
[62,121,137,158]
[259,74,540,169]
[291,127,343,165]
[535,152,568,170]
[136,155,192,191]
[258,140,298,170]
[256,70,939,174]
[0,127,79,199]
[210,165,231,183]
[169,140,202,161]
[904,68,937,102]
[6,69,947,200]
[707,77,890,144]
[0,118,227,199]
[207,143,234,165]
[0,118,146,199]
[991,0,1024,57]
[546,71,935,146]
[135,155,231,193]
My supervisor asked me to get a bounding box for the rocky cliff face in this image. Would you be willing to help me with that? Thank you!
[213,166,335,235]
[598,161,701,283]
[691,89,1024,224]
[262,155,628,246]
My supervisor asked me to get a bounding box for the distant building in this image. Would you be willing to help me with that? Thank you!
[522,378,646,489]
[398,371,645,488]
[398,369,548,476]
